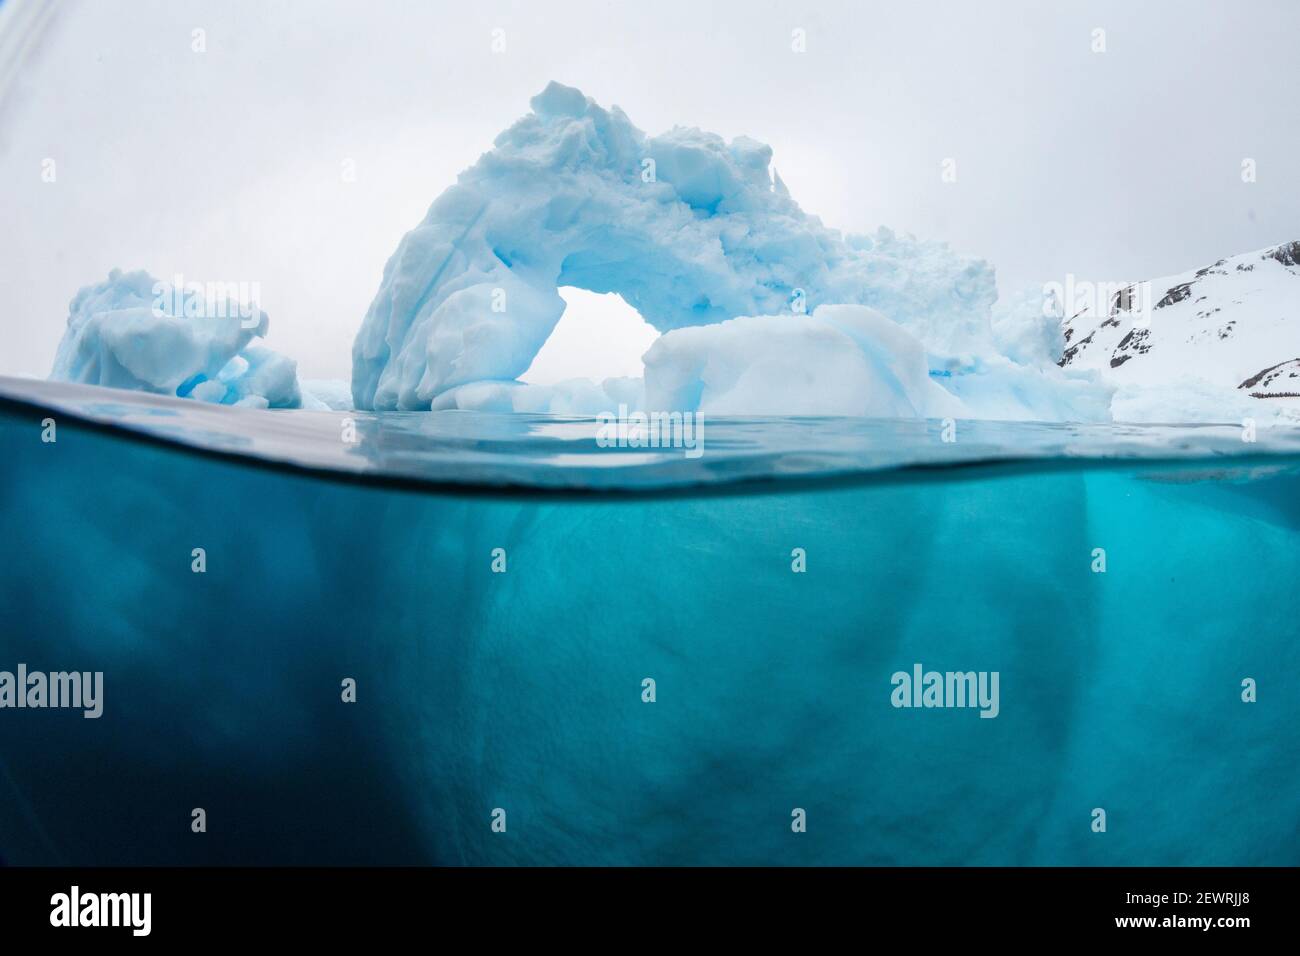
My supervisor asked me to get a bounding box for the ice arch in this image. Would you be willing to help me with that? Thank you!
[350,82,999,411]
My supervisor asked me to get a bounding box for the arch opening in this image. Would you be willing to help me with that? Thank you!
[520,287,659,386]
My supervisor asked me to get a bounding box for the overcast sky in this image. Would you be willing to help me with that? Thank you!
[1,0,1296,381]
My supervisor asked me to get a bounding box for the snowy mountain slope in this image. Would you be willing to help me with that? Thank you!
[1059,241,1299,405]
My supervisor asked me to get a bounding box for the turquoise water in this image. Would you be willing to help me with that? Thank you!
[0,378,1297,865]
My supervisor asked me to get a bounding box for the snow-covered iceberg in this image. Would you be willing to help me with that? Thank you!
[352,81,1106,420]
[49,269,303,408]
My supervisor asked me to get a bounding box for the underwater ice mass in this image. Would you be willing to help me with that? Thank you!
[47,81,1293,426]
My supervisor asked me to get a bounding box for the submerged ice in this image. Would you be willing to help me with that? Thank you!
[4,397,1298,864]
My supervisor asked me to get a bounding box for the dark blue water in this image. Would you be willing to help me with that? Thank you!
[1,377,1297,865]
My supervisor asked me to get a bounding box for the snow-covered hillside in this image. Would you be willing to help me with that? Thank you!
[1060,241,1299,409]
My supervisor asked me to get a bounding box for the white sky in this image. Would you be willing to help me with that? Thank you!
[1,0,1296,382]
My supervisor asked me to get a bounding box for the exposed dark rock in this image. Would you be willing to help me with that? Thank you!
[1110,327,1152,367]
[1059,329,1094,367]
[1239,357,1300,391]
[1156,282,1193,309]
[1263,240,1300,267]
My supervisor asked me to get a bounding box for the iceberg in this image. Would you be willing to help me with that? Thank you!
[351,81,1106,420]
[49,268,303,409]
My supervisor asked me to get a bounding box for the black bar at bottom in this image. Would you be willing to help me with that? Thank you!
[0,866,1283,941]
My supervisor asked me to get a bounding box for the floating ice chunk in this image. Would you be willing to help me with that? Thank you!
[932,355,1113,423]
[642,305,965,418]
[598,376,646,411]
[300,379,355,411]
[49,269,303,408]
[213,345,301,409]
[431,376,643,415]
